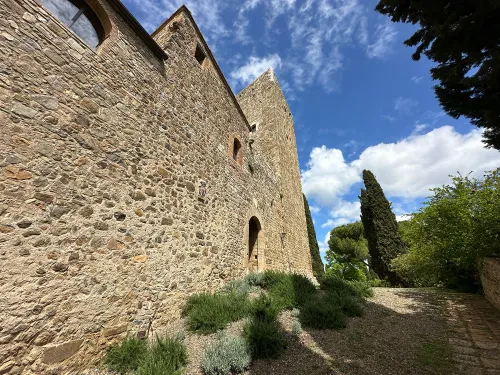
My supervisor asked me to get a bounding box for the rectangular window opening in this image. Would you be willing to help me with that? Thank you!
[195,44,206,65]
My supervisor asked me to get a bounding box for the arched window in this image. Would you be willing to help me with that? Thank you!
[40,0,105,49]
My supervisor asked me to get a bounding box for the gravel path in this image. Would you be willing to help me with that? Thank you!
[250,287,452,375]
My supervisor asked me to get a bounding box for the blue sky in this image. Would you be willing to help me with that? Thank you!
[123,0,500,261]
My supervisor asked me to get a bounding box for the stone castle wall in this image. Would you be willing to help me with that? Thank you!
[480,257,500,312]
[0,1,312,373]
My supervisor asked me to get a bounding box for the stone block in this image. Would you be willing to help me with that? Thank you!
[11,102,37,118]
[102,324,127,338]
[3,166,32,180]
[42,339,83,364]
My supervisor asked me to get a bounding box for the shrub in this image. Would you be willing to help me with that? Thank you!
[243,317,286,359]
[290,308,300,318]
[202,333,251,375]
[183,292,250,334]
[260,271,316,310]
[392,169,500,291]
[291,320,302,335]
[244,272,265,287]
[347,280,374,299]
[221,279,253,296]
[368,277,391,287]
[320,276,373,299]
[137,336,187,375]
[300,296,346,329]
[103,336,148,374]
[250,294,279,322]
[327,291,364,317]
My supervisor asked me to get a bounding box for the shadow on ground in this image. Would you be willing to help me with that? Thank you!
[248,288,456,375]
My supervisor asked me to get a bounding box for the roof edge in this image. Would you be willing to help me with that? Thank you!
[107,0,167,60]
[152,5,251,132]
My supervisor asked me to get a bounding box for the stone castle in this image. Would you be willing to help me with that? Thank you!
[0,0,312,372]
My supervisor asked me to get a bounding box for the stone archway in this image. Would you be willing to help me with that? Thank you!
[248,216,261,272]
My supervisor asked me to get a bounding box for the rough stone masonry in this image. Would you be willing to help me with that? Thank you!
[0,1,313,373]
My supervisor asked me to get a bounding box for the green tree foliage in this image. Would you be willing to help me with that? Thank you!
[393,169,500,291]
[325,222,369,281]
[375,0,500,149]
[303,194,325,279]
[360,170,404,285]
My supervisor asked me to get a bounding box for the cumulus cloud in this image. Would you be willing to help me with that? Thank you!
[394,97,418,114]
[302,126,500,206]
[367,22,398,59]
[301,146,362,206]
[230,54,283,86]
[321,200,361,228]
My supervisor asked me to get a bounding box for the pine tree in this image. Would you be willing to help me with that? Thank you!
[375,0,500,150]
[303,194,324,279]
[359,170,403,285]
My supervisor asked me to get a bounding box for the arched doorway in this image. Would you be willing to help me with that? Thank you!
[248,217,261,272]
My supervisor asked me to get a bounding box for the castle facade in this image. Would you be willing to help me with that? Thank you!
[0,1,312,372]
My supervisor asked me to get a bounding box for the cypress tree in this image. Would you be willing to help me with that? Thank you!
[303,194,324,279]
[359,170,403,285]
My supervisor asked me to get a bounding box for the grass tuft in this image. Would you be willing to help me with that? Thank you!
[103,335,186,375]
[137,335,187,375]
[417,337,452,374]
[103,336,147,374]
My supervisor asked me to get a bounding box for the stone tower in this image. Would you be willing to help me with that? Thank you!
[237,69,312,273]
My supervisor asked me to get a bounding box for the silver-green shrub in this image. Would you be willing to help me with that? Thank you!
[202,333,251,375]
[291,320,302,335]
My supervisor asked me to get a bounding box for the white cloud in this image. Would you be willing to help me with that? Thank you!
[318,232,331,254]
[382,115,396,122]
[309,206,321,214]
[394,97,418,114]
[302,126,500,207]
[322,218,350,228]
[396,214,411,222]
[330,200,360,221]
[367,22,398,59]
[411,76,423,84]
[301,146,362,206]
[233,0,367,92]
[352,126,500,198]
[230,54,282,86]
[321,200,361,228]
